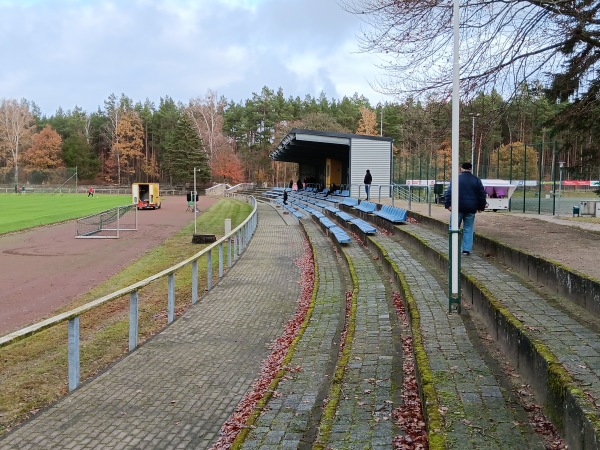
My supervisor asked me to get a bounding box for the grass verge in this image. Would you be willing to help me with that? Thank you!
[0,198,252,436]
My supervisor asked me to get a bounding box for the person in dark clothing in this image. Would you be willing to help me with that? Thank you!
[289,180,293,189]
[363,169,372,200]
[297,179,303,191]
[444,162,487,255]
[283,189,288,205]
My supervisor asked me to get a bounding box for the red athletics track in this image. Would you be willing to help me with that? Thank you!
[0,196,219,336]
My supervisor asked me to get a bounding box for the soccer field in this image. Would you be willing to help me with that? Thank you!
[0,193,131,235]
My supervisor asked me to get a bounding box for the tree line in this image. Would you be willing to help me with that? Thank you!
[0,83,596,189]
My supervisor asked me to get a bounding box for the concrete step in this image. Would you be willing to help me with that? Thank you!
[388,216,600,449]
[260,203,547,448]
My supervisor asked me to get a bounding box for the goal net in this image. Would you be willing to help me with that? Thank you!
[76,204,138,239]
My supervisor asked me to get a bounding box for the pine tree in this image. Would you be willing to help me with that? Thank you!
[163,114,210,185]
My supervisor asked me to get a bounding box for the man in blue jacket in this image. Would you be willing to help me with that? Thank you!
[444,162,487,255]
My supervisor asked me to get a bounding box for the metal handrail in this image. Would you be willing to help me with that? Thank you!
[0,195,258,392]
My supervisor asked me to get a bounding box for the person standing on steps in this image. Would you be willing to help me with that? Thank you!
[363,169,372,200]
[444,162,487,256]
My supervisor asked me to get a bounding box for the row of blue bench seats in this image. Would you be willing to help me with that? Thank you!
[296,189,350,204]
[274,198,304,218]
[294,201,376,238]
[373,204,407,223]
[292,203,351,244]
[324,206,377,234]
[301,187,350,198]
[292,192,407,224]
[291,191,352,208]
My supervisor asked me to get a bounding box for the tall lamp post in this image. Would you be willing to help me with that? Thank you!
[469,113,480,172]
[449,0,461,314]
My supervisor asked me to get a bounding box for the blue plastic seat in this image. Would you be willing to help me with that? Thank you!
[350,218,377,234]
[354,201,376,213]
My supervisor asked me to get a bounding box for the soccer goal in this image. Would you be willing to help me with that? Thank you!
[76,204,138,239]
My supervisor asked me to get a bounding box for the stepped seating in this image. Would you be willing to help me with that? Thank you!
[374,205,407,223]
[319,217,337,229]
[274,198,304,218]
[336,211,354,222]
[332,210,377,235]
[319,215,351,244]
[350,218,377,234]
[353,201,377,213]
[340,197,358,207]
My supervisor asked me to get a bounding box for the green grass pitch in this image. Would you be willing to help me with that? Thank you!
[0,193,131,235]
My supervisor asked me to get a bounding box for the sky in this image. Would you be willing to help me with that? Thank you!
[0,0,390,116]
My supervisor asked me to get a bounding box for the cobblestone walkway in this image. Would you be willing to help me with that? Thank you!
[0,204,306,450]
[240,220,350,449]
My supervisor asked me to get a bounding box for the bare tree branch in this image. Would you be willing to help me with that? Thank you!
[342,0,600,107]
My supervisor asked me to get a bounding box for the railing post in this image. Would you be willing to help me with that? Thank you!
[192,260,198,304]
[207,251,213,291]
[129,291,138,351]
[168,273,175,324]
[219,243,224,278]
[68,317,80,392]
[228,237,233,268]
[234,233,239,261]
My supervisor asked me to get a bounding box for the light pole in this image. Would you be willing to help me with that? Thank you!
[557,161,565,217]
[470,113,480,172]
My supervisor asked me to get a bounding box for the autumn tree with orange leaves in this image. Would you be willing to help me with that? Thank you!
[24,125,64,170]
[112,109,144,184]
[211,147,245,183]
[186,90,246,183]
[356,107,378,136]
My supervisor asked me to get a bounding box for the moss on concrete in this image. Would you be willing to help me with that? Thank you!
[369,238,447,450]
[314,247,358,450]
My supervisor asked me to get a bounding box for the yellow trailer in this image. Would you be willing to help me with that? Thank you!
[132,183,161,209]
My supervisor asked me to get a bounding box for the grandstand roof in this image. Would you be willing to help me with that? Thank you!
[270,129,393,165]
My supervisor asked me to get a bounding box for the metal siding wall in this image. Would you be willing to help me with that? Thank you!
[350,139,392,198]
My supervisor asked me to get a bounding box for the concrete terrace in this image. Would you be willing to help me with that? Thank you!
[1,193,599,449]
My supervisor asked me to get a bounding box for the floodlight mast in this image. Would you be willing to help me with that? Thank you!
[449,0,461,313]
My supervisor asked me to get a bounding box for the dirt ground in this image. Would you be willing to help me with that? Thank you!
[408,202,600,280]
[0,196,219,336]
